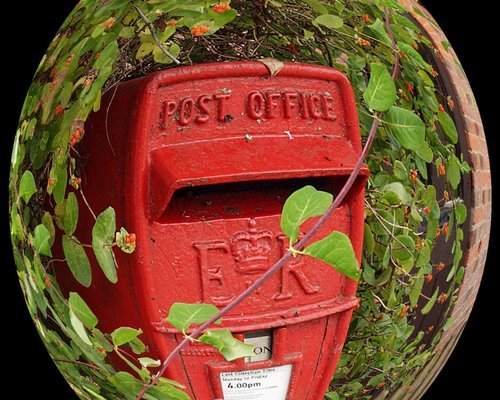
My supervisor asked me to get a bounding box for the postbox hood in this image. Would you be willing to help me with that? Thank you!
[133,62,368,221]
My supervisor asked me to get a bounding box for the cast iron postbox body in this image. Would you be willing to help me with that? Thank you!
[74,62,368,399]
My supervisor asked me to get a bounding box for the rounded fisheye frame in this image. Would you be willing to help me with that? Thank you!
[5,1,492,399]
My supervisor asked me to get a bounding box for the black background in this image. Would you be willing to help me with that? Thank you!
[1,1,496,398]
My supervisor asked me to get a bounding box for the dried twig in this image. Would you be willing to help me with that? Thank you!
[134,6,180,65]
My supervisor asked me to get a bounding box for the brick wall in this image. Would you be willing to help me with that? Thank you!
[392,1,492,398]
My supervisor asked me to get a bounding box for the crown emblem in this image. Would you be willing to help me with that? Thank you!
[230,219,274,274]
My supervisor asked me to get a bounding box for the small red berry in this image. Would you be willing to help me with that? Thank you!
[437,262,445,271]
[442,222,449,236]
[438,162,446,176]
[425,273,433,283]
[103,17,116,30]
[167,20,177,27]
[48,177,54,187]
[55,104,64,117]
[211,3,231,13]
[438,292,448,304]
[405,82,414,95]
[191,25,210,36]
[438,103,445,113]
[362,14,370,23]
[399,305,410,319]
[447,96,455,110]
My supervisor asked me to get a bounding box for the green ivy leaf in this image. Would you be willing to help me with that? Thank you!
[315,14,344,29]
[64,192,79,236]
[69,292,98,329]
[302,0,328,14]
[455,203,467,225]
[437,112,458,144]
[304,231,360,280]
[69,309,92,345]
[92,207,117,283]
[146,380,190,400]
[381,182,410,205]
[363,223,375,256]
[19,170,37,204]
[199,329,255,361]
[62,235,92,287]
[421,288,439,315]
[392,235,415,262]
[167,303,221,333]
[368,19,391,46]
[41,212,55,247]
[112,371,142,394]
[138,357,161,368]
[409,274,424,307]
[281,185,333,245]
[363,63,396,112]
[33,224,52,256]
[447,155,461,189]
[111,327,143,347]
[386,107,425,150]
[53,162,67,205]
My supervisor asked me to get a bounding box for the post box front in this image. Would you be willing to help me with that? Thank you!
[75,62,368,399]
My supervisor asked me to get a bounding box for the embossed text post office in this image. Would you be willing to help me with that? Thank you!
[69,62,368,399]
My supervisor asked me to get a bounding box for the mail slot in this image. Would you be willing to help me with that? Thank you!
[71,62,368,399]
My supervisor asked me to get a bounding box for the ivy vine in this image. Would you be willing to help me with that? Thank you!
[9,1,469,399]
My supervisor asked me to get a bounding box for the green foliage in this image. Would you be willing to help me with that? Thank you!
[304,231,360,280]
[363,63,396,112]
[166,303,221,333]
[199,329,255,361]
[280,185,333,245]
[62,235,92,287]
[92,207,117,283]
[8,0,471,399]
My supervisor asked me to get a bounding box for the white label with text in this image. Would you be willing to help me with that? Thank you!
[220,364,292,400]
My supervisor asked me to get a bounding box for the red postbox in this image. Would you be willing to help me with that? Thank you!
[73,62,368,399]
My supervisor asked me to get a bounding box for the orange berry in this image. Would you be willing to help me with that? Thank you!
[435,227,441,239]
[377,382,386,388]
[442,222,449,236]
[191,25,210,36]
[50,76,60,92]
[55,104,64,117]
[424,206,431,215]
[425,273,433,283]
[362,14,370,23]
[438,292,447,304]
[167,20,177,27]
[411,42,419,50]
[125,233,137,245]
[356,37,371,47]
[211,3,231,13]
[399,305,410,319]
[405,82,414,95]
[48,177,54,187]
[103,17,115,30]
[437,262,445,271]
[438,103,445,113]
[447,97,455,110]
[82,77,93,89]
[438,162,446,176]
